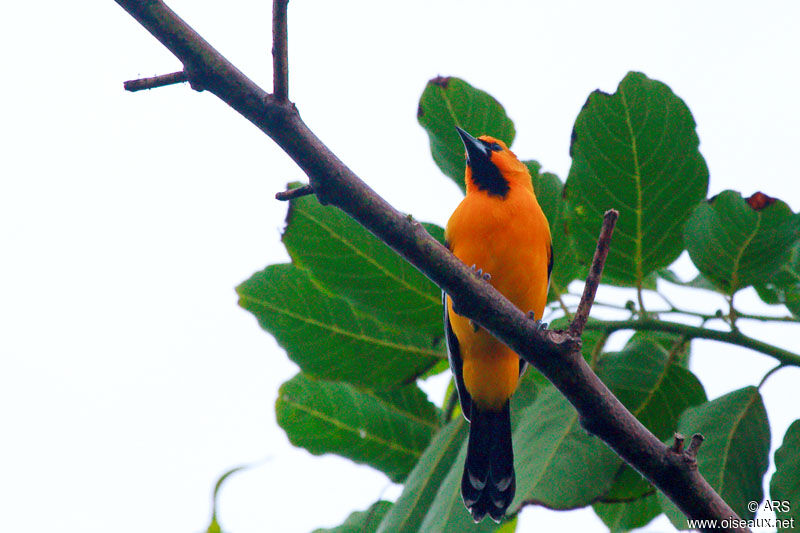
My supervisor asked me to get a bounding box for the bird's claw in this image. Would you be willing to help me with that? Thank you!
[469,264,492,282]
[527,311,548,332]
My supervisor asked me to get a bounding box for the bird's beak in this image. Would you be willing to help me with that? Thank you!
[456,127,491,168]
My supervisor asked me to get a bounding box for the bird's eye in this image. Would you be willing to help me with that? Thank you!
[489,143,502,152]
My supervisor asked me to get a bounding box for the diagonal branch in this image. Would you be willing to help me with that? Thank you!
[114,2,748,531]
[569,209,618,337]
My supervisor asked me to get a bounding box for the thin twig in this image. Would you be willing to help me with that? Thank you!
[124,70,188,92]
[272,0,289,101]
[275,184,313,201]
[586,318,800,368]
[569,209,618,337]
[758,363,786,389]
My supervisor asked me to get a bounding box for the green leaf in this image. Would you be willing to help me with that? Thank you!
[376,418,468,533]
[627,330,692,367]
[770,419,800,529]
[684,190,800,295]
[597,333,706,503]
[282,192,445,339]
[512,387,621,510]
[418,76,515,191]
[599,465,653,503]
[659,386,771,529]
[276,373,439,483]
[313,501,393,533]
[527,162,580,297]
[593,492,661,532]
[565,71,709,287]
[598,334,706,441]
[755,242,800,317]
[657,269,721,294]
[237,264,441,388]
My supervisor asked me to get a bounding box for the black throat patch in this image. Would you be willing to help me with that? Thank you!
[469,157,509,198]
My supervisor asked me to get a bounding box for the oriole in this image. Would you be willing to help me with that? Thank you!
[444,127,552,523]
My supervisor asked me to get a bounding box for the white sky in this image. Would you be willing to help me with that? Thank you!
[2,1,799,532]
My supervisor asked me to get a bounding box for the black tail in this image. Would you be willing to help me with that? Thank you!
[461,401,515,523]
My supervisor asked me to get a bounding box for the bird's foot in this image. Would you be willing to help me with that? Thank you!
[469,264,492,282]
[527,311,548,332]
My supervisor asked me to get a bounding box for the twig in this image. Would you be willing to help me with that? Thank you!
[586,298,797,324]
[758,364,786,389]
[115,3,747,530]
[569,209,618,337]
[272,0,289,101]
[672,433,685,453]
[734,312,797,323]
[686,434,704,459]
[123,70,188,92]
[586,318,800,368]
[275,184,313,201]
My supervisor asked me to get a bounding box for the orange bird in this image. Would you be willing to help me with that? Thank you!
[444,127,552,522]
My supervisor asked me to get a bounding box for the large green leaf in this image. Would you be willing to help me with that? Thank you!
[565,71,709,286]
[376,418,468,533]
[512,387,621,510]
[593,493,661,532]
[627,330,692,367]
[597,334,706,441]
[684,190,800,295]
[276,373,439,483]
[418,76,515,190]
[659,386,771,529]
[527,162,580,297]
[282,191,445,339]
[755,241,800,317]
[313,501,393,533]
[237,264,441,388]
[596,334,706,503]
[770,419,800,529]
[599,465,653,504]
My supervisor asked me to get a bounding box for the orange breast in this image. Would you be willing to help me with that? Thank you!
[446,186,551,409]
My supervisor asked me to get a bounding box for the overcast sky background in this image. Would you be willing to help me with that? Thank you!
[2,1,800,532]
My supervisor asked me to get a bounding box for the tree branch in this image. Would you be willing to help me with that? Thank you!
[586,318,800,368]
[569,209,618,337]
[124,70,188,92]
[114,2,747,530]
[275,184,313,201]
[271,0,289,101]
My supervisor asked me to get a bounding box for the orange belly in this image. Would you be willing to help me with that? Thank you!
[446,186,550,409]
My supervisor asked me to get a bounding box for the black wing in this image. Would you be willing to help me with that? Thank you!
[443,291,473,421]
